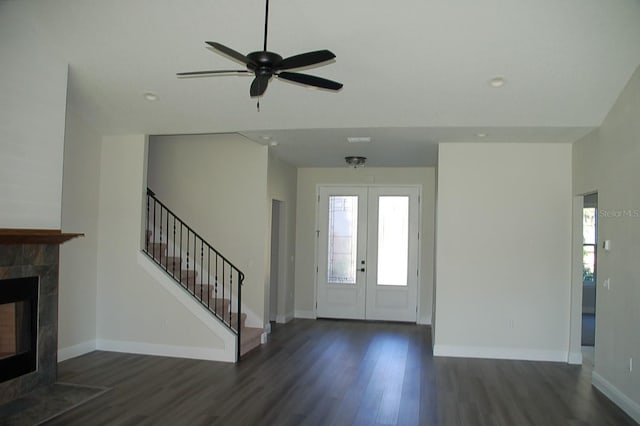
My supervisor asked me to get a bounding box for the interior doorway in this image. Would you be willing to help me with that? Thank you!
[269,200,284,323]
[581,193,598,347]
[315,185,420,322]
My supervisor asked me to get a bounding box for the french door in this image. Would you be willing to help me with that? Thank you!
[316,186,420,322]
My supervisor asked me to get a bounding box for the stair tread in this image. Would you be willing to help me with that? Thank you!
[240,327,262,356]
[241,327,263,339]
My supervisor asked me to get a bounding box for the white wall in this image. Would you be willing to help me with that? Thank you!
[58,108,102,360]
[434,143,572,361]
[0,2,68,229]
[267,152,298,323]
[147,134,269,327]
[573,65,640,422]
[96,135,235,361]
[294,167,436,323]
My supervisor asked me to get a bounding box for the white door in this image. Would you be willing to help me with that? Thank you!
[316,187,368,319]
[316,186,419,322]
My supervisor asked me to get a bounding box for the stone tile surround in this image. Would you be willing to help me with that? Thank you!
[0,244,59,405]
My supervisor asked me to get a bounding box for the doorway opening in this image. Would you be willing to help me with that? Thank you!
[269,200,285,324]
[581,193,597,347]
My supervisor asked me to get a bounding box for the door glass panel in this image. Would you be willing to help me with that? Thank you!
[583,207,597,282]
[583,207,596,244]
[377,196,409,286]
[327,196,358,284]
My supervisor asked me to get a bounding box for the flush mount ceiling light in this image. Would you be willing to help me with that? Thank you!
[345,156,366,168]
[489,76,506,88]
[143,92,158,101]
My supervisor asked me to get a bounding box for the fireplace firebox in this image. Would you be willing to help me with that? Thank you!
[0,276,39,383]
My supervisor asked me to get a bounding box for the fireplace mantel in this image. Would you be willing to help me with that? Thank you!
[0,229,83,245]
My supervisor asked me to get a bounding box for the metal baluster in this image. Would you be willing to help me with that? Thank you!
[200,240,204,304]
[159,206,163,268]
[229,266,233,326]
[172,216,176,275]
[152,198,156,259]
[207,249,211,309]
[192,232,198,296]
[145,193,150,253]
[214,254,219,315]
[222,262,226,323]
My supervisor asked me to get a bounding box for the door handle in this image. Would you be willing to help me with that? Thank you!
[360,268,365,272]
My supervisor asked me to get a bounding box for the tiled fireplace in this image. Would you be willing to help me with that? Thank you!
[0,230,81,405]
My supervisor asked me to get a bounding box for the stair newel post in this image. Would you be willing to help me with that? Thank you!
[179,222,183,284]
[207,249,211,309]
[229,266,233,326]
[237,270,243,362]
[145,191,150,252]
[152,196,156,254]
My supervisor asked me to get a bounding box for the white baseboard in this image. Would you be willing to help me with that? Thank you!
[58,340,97,362]
[276,313,294,323]
[417,314,432,325]
[433,344,568,362]
[592,371,640,423]
[96,339,234,363]
[261,332,268,344]
[568,351,583,365]
[294,309,316,319]
[264,322,272,334]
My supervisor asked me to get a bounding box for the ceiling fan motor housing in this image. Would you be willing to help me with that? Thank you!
[247,51,283,76]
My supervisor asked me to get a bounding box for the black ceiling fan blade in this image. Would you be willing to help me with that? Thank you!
[177,70,251,76]
[278,50,336,70]
[206,41,255,66]
[277,72,343,91]
[250,76,270,97]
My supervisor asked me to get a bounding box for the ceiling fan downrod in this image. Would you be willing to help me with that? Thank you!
[263,0,269,51]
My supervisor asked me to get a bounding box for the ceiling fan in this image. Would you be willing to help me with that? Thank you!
[177,0,343,98]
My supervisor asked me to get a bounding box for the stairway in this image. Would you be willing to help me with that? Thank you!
[145,231,262,358]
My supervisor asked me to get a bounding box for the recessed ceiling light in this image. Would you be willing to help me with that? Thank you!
[347,137,371,144]
[143,92,158,101]
[261,135,272,141]
[489,76,506,88]
[269,141,279,147]
[476,132,488,138]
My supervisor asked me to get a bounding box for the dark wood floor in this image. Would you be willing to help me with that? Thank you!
[47,319,635,426]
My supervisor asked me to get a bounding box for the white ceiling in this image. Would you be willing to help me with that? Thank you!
[7,0,640,166]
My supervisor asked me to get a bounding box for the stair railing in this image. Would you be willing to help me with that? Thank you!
[144,188,244,362]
